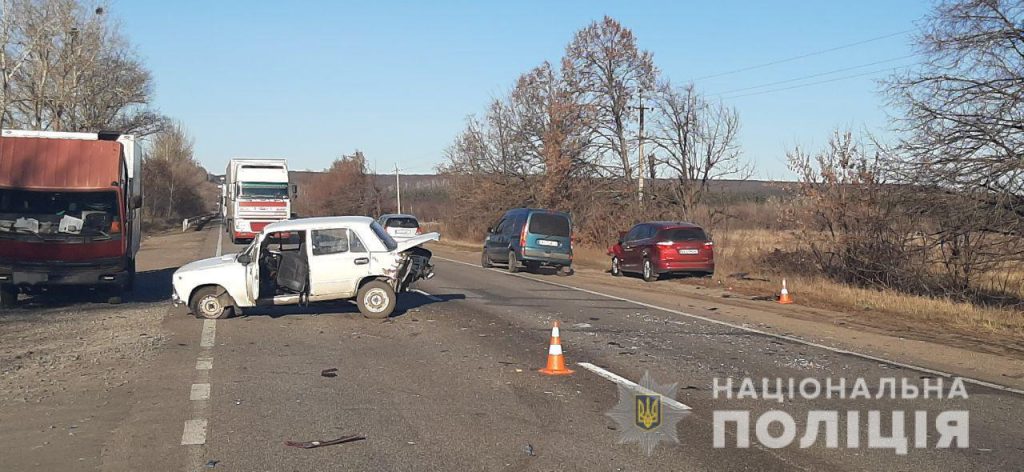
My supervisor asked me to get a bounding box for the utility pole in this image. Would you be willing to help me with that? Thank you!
[395,164,402,214]
[635,89,653,202]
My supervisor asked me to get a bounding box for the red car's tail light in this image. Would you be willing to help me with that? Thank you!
[704,241,714,248]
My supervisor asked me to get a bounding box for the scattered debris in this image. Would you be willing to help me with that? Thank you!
[525,444,536,456]
[234,399,242,405]
[284,434,365,449]
[751,295,774,301]
[204,459,219,468]
[320,368,338,378]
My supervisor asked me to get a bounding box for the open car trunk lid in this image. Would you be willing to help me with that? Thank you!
[393,232,440,253]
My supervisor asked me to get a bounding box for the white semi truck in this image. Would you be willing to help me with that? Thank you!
[224,159,295,244]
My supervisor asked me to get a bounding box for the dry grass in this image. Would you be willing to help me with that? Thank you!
[709,229,1024,337]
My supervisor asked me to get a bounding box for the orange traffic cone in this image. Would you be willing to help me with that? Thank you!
[778,278,794,304]
[539,321,574,375]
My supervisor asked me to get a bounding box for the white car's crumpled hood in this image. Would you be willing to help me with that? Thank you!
[393,232,440,252]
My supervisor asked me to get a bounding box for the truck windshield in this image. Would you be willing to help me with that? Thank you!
[240,182,289,199]
[0,189,121,240]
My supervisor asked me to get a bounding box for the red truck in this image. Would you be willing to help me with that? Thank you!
[0,130,143,307]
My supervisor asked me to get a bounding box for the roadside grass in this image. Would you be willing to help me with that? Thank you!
[431,225,1024,339]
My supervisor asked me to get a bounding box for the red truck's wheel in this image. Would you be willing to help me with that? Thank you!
[0,285,16,308]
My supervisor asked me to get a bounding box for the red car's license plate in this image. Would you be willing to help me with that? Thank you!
[678,249,699,255]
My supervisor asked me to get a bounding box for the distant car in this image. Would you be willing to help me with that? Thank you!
[481,208,573,275]
[377,214,421,241]
[608,222,714,281]
[172,216,438,319]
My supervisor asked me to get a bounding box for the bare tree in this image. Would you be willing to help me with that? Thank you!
[563,16,656,184]
[1,0,163,134]
[650,81,748,216]
[884,0,1024,295]
[508,61,590,207]
[143,122,210,220]
[887,0,1024,229]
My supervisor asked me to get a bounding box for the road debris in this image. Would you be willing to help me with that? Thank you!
[320,368,338,378]
[525,443,536,456]
[284,434,365,449]
[204,459,219,468]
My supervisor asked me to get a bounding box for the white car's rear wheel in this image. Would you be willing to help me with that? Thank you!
[358,280,396,319]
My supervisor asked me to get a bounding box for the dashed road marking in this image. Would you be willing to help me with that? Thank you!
[435,255,1024,396]
[577,362,691,411]
[200,319,217,347]
[190,383,211,401]
[180,419,208,446]
[216,222,224,257]
[196,358,213,370]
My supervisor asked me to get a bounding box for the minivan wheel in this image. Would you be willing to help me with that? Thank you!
[610,257,622,277]
[190,286,235,319]
[507,251,520,273]
[642,258,659,282]
[358,280,396,319]
[557,266,573,277]
[481,251,493,268]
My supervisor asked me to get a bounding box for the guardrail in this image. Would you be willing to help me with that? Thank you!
[182,213,219,232]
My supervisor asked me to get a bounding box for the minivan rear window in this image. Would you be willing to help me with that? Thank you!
[529,213,570,237]
[661,227,707,241]
[385,217,419,229]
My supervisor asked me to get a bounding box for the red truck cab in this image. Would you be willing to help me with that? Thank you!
[0,130,143,307]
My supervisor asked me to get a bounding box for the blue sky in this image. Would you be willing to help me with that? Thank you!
[117,1,932,179]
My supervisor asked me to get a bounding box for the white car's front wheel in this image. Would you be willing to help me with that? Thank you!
[357,280,396,319]
[190,286,235,319]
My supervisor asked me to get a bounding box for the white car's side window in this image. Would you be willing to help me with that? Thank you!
[349,230,368,253]
[312,228,349,255]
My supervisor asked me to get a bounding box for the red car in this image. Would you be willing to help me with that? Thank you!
[608,222,714,281]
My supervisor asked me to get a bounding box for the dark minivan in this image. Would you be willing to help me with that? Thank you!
[481,208,573,275]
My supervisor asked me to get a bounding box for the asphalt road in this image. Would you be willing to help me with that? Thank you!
[6,223,1024,471]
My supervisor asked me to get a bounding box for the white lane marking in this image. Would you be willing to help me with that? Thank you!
[412,288,441,302]
[190,383,211,401]
[435,256,1024,396]
[578,362,691,411]
[195,358,213,370]
[216,221,224,257]
[200,319,217,347]
[180,419,208,445]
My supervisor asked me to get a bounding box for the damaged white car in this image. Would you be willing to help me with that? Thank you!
[172,216,438,319]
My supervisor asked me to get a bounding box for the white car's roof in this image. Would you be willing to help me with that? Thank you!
[379,213,418,220]
[263,216,374,233]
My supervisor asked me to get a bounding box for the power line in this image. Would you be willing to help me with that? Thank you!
[693,29,914,82]
[720,63,905,98]
[710,54,919,96]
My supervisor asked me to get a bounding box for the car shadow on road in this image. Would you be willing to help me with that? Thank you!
[238,291,466,319]
[4,267,178,311]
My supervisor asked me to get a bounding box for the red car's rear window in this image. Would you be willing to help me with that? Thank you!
[660,227,707,241]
